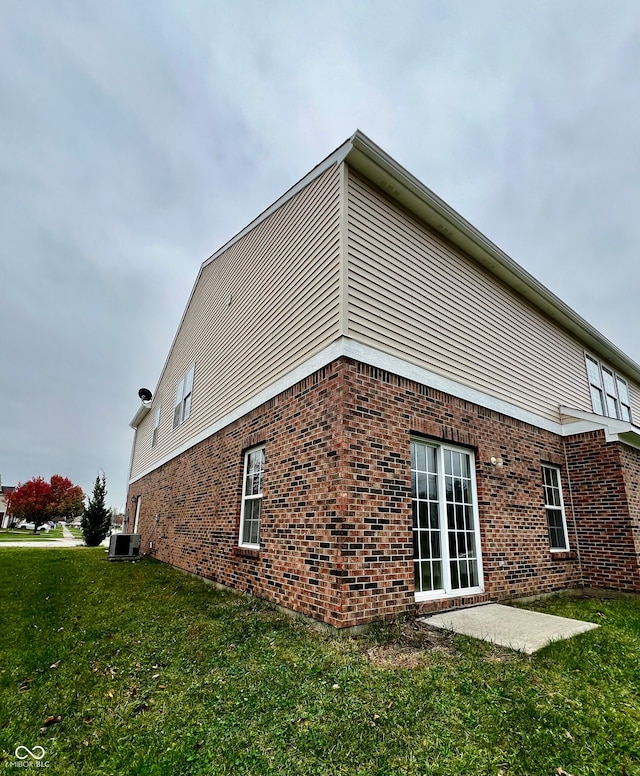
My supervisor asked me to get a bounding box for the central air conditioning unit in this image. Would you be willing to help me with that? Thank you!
[108,533,141,561]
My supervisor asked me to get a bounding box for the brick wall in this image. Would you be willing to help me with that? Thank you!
[563,431,640,592]
[620,445,640,567]
[129,362,348,628]
[128,356,639,630]
[337,360,580,623]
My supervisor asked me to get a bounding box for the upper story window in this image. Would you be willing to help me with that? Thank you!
[151,406,161,447]
[585,354,632,423]
[173,364,195,429]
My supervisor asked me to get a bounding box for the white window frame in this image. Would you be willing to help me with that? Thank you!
[173,364,195,429]
[585,354,632,423]
[411,439,484,602]
[238,446,265,549]
[151,406,161,448]
[541,465,570,552]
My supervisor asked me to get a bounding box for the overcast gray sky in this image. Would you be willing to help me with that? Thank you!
[1,0,639,510]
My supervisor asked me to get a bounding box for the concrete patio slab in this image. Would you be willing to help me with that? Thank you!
[420,603,599,654]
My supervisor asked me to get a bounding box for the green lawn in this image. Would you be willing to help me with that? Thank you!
[0,527,86,543]
[1,549,639,775]
[0,527,65,542]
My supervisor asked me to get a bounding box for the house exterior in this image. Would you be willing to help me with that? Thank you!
[126,131,640,631]
[0,482,15,528]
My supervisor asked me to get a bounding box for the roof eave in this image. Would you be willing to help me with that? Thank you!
[144,135,357,408]
[344,130,640,384]
[130,403,151,429]
[201,136,354,272]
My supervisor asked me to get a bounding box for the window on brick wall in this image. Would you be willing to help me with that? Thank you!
[239,446,265,548]
[585,354,632,423]
[173,364,195,429]
[411,439,483,599]
[541,465,569,551]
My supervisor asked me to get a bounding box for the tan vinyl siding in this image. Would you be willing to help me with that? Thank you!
[627,382,640,424]
[131,164,342,479]
[346,168,601,422]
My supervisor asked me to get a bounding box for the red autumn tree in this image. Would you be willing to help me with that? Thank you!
[7,477,52,531]
[7,475,85,532]
[49,475,85,521]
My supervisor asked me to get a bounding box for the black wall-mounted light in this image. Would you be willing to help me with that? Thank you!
[138,388,152,403]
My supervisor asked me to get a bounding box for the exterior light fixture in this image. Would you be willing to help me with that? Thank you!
[138,388,152,403]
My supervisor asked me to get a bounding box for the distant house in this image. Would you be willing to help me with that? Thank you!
[126,131,640,631]
[0,483,15,528]
[111,512,125,528]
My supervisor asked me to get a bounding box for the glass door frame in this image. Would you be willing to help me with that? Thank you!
[411,438,484,602]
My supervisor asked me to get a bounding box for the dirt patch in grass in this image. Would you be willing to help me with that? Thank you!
[361,618,516,668]
[186,622,210,641]
[365,643,431,669]
[362,620,456,668]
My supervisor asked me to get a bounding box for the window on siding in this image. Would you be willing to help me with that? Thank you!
[410,439,482,598]
[602,367,620,420]
[585,354,632,423]
[541,465,569,551]
[239,446,265,548]
[617,377,632,422]
[585,355,604,415]
[151,406,161,447]
[173,364,195,429]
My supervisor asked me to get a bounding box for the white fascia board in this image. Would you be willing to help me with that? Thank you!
[130,337,568,484]
[344,131,640,385]
[129,403,151,429]
[559,405,640,449]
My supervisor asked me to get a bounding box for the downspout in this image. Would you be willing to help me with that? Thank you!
[124,426,138,532]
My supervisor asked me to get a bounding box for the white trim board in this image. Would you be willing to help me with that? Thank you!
[129,337,626,485]
[342,340,563,435]
[559,406,640,450]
